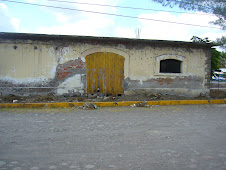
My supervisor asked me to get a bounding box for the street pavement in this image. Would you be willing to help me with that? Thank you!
[0,104,226,169]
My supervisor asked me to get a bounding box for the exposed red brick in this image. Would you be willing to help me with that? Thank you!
[155,78,174,85]
[57,71,72,80]
[56,58,86,80]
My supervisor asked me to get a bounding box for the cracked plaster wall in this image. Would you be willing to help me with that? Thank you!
[0,38,210,97]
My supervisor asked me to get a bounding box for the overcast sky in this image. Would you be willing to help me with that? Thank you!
[0,0,225,43]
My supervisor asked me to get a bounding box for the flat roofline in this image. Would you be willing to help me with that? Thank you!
[0,32,214,47]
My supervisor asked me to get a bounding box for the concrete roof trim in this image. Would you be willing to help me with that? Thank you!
[0,32,214,47]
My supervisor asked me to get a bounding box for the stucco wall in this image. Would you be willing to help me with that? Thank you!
[0,35,211,97]
[0,41,57,81]
[125,46,209,96]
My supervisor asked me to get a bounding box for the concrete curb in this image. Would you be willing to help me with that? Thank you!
[0,99,225,108]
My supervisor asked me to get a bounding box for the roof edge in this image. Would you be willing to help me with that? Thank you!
[0,32,214,47]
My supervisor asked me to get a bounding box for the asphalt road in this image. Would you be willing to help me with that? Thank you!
[0,105,226,170]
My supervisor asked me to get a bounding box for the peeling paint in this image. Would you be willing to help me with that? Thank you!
[125,76,204,90]
[0,75,51,84]
[0,33,212,97]
[50,65,57,78]
[57,74,83,95]
[81,56,86,62]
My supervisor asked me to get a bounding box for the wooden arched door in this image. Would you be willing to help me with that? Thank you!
[86,52,124,95]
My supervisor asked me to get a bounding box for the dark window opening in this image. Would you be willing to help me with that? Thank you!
[160,59,181,73]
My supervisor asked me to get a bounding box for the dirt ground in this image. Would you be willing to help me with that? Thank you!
[0,89,225,103]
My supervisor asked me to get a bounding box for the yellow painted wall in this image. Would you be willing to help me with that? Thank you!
[0,37,209,96]
[0,40,57,82]
[0,40,207,81]
[128,46,206,81]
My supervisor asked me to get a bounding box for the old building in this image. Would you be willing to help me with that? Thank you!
[0,32,212,97]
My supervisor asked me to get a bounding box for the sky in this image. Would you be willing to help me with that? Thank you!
[0,0,225,44]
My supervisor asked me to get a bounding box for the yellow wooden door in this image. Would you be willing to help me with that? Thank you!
[86,52,124,95]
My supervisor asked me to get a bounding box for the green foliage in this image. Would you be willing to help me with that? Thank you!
[191,36,212,43]
[211,48,221,72]
[151,0,226,29]
[219,51,226,68]
[190,36,225,74]
[152,1,226,50]
[210,17,226,30]
[215,36,226,50]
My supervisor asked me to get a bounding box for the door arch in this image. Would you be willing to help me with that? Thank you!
[86,52,124,95]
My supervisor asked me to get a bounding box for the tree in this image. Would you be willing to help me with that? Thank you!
[211,48,221,72]
[191,36,224,74]
[219,51,226,68]
[152,0,226,50]
[215,36,226,50]
[191,36,211,43]
[151,0,226,29]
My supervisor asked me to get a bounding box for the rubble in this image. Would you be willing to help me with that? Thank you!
[0,89,224,103]
[145,93,164,100]
[13,100,18,103]
[80,103,97,110]
[88,94,98,99]
[132,101,150,107]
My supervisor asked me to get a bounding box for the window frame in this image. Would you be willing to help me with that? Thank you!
[160,59,182,73]
[154,54,187,76]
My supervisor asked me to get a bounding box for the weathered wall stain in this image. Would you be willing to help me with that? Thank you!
[125,76,203,90]
[154,78,174,85]
[0,32,212,97]
[0,57,86,96]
